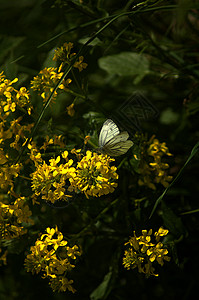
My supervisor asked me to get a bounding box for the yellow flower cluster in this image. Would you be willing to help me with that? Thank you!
[0,163,22,192]
[31,42,87,104]
[138,135,173,190]
[31,67,72,102]
[30,150,75,204]
[30,144,118,204]
[0,71,32,116]
[0,72,35,265]
[123,227,170,277]
[0,196,34,240]
[0,44,89,294]
[53,42,88,72]
[68,150,118,198]
[40,134,66,151]
[24,226,81,293]
[53,42,75,62]
[0,71,34,169]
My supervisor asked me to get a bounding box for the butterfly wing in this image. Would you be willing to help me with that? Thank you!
[105,131,129,144]
[99,119,120,147]
[102,131,134,156]
[104,140,133,156]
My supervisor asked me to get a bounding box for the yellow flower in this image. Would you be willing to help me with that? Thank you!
[148,138,172,158]
[0,71,32,116]
[7,117,34,150]
[31,67,72,102]
[0,163,22,191]
[53,42,87,72]
[147,242,170,265]
[154,227,169,242]
[12,197,34,225]
[40,135,65,151]
[0,74,18,115]
[15,87,32,113]
[53,42,75,62]
[4,101,16,112]
[50,277,76,293]
[24,226,81,293]
[16,87,29,101]
[123,227,170,277]
[66,103,75,117]
[73,56,88,72]
[71,148,82,160]
[31,151,76,204]
[68,150,118,198]
[31,147,118,202]
[123,248,144,271]
[0,248,8,266]
[0,148,8,164]
[0,197,33,240]
[0,72,33,156]
[137,135,173,190]
[84,135,90,145]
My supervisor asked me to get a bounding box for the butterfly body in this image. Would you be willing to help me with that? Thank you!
[98,119,133,156]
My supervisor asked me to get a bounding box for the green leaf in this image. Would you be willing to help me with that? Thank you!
[160,108,179,125]
[0,35,24,63]
[161,201,186,237]
[42,48,57,68]
[98,52,150,84]
[79,37,102,47]
[90,268,113,300]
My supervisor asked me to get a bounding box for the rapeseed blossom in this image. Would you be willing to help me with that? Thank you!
[0,163,22,192]
[30,150,76,204]
[66,103,75,116]
[53,42,88,72]
[138,135,173,190]
[0,196,33,240]
[24,226,81,293]
[31,67,72,102]
[0,71,33,152]
[0,71,32,116]
[123,227,170,277]
[0,248,8,266]
[53,42,75,62]
[31,43,87,104]
[30,142,119,203]
[68,150,118,198]
[40,135,65,151]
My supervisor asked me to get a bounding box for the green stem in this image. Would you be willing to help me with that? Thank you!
[65,88,86,100]
[18,175,31,181]
[12,4,179,64]
[149,141,199,219]
[71,198,119,238]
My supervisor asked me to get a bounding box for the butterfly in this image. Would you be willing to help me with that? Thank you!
[98,119,133,156]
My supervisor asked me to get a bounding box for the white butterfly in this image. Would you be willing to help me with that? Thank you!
[98,119,133,156]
